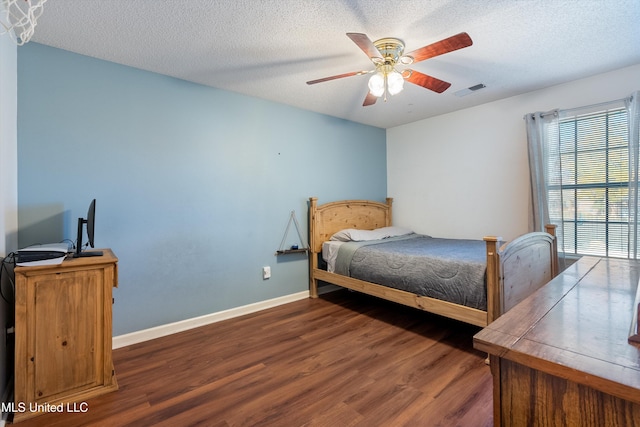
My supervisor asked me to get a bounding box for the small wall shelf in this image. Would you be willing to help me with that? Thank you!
[276,210,309,256]
[276,248,309,255]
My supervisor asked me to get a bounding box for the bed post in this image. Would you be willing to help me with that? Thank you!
[309,197,319,298]
[545,224,558,277]
[386,197,393,226]
[483,236,502,324]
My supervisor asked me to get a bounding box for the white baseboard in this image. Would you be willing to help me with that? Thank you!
[112,290,310,349]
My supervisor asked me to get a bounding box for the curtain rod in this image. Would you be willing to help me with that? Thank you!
[524,94,634,120]
[523,109,558,120]
[561,95,631,115]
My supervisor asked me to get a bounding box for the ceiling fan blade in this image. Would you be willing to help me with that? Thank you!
[347,33,383,61]
[404,70,451,93]
[363,92,377,107]
[404,32,473,64]
[306,70,371,85]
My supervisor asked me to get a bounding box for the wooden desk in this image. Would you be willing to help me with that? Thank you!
[474,256,640,426]
[13,249,118,423]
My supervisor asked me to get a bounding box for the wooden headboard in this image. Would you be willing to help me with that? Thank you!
[308,197,393,253]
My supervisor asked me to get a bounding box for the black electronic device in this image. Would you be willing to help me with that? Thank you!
[74,199,103,258]
[16,242,69,265]
[16,250,64,263]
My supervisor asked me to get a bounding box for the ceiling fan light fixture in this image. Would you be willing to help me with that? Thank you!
[309,32,473,105]
[387,70,404,95]
[368,72,385,97]
[368,70,404,98]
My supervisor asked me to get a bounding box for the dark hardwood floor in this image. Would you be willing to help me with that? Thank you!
[14,289,493,426]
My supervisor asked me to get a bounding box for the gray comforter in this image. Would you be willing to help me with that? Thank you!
[334,234,487,310]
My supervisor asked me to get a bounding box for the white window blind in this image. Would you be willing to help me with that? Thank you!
[547,104,633,257]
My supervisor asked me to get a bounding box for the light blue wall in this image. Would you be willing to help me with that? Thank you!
[17,43,386,335]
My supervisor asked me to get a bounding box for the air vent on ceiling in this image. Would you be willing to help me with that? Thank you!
[454,83,486,97]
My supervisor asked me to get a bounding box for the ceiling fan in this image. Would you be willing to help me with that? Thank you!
[306,32,473,106]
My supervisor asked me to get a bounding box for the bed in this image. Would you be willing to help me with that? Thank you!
[308,197,558,327]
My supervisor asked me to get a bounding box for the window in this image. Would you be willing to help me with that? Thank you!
[529,93,640,260]
[547,107,631,257]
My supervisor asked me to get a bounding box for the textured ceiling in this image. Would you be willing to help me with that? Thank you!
[22,0,640,128]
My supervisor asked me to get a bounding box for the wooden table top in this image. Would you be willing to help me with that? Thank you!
[474,256,640,404]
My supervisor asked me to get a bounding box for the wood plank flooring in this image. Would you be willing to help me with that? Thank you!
[13,290,493,426]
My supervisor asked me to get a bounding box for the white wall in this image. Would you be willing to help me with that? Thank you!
[387,63,640,241]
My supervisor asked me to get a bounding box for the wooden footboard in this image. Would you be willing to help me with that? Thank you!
[484,224,557,323]
[308,197,558,326]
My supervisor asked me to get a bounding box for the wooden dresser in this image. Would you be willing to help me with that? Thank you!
[13,249,118,423]
[474,256,640,426]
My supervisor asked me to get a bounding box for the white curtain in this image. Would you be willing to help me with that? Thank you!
[525,110,559,233]
[627,91,640,258]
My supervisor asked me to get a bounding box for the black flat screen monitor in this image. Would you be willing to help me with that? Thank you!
[74,199,103,258]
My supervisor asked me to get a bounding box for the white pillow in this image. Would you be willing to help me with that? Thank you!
[330,226,414,242]
[328,229,353,242]
[329,228,373,242]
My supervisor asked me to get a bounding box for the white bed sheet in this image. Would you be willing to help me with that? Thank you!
[322,240,345,273]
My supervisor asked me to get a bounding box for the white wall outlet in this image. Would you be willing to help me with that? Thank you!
[262,266,271,280]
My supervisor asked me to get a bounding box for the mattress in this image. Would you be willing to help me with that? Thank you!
[329,234,488,310]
